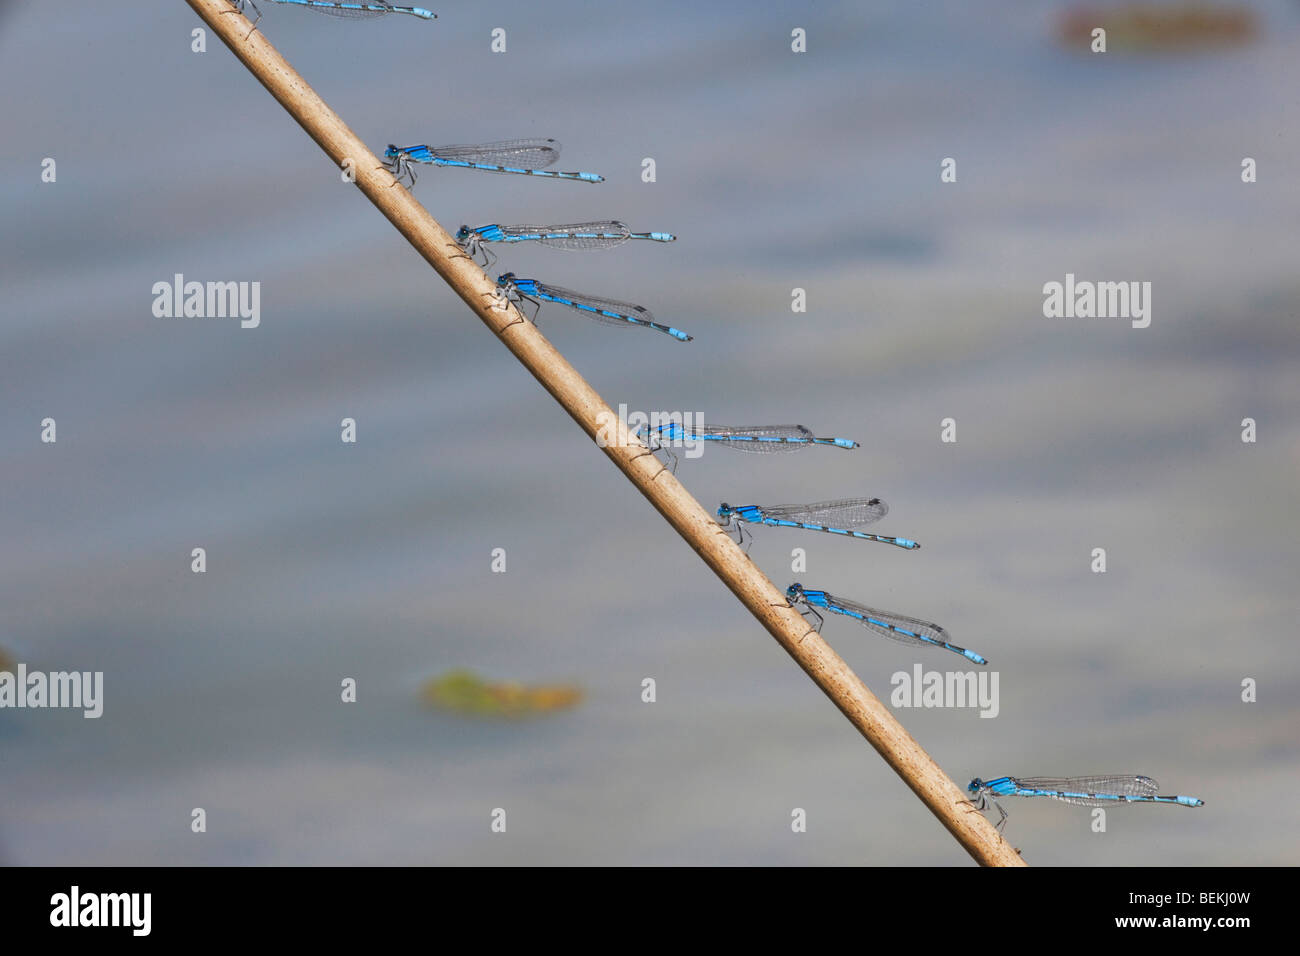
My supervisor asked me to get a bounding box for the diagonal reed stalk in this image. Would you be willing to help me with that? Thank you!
[187,0,1025,866]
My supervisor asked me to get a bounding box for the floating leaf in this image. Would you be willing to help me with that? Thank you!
[421,669,582,719]
[1059,3,1256,52]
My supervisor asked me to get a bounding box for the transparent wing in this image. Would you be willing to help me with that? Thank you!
[503,221,631,250]
[429,139,560,168]
[298,4,394,18]
[533,282,654,329]
[758,498,888,528]
[1016,775,1160,806]
[821,592,950,649]
[694,424,816,453]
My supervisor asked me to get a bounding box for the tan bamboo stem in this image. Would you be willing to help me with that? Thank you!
[187,0,1026,866]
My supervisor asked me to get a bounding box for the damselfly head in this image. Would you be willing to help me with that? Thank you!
[455,225,471,242]
[786,583,805,602]
[496,272,516,287]
[717,503,732,521]
[967,778,984,796]
[384,144,401,160]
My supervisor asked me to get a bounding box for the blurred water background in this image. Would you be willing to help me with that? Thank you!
[1,0,1297,865]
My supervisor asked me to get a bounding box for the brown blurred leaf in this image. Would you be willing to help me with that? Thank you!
[1059,2,1256,51]
[421,669,583,719]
